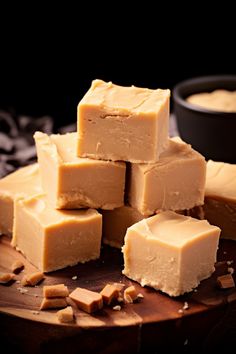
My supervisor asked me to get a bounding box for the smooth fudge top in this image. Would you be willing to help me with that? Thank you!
[34,131,124,167]
[127,211,220,248]
[17,194,100,227]
[0,164,41,197]
[205,160,236,202]
[136,137,204,172]
[79,79,170,114]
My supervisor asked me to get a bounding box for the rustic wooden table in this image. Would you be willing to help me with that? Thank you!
[1,236,236,353]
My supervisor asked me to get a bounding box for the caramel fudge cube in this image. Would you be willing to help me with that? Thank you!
[12,194,102,272]
[0,164,41,235]
[69,287,103,313]
[128,137,206,216]
[34,132,125,210]
[203,160,236,240]
[77,79,170,163]
[122,211,220,297]
[101,205,145,248]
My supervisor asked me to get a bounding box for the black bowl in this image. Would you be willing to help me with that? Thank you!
[173,75,236,163]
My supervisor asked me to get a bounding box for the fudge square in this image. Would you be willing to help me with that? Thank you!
[34,131,126,209]
[122,211,220,297]
[127,137,206,216]
[203,160,236,240]
[77,79,170,163]
[0,164,41,236]
[12,194,102,272]
[101,205,145,249]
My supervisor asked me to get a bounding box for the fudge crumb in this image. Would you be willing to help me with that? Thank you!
[228,267,234,274]
[178,309,184,314]
[137,293,144,299]
[124,286,138,303]
[223,251,227,255]
[21,272,44,287]
[193,289,198,293]
[0,272,15,284]
[117,296,123,303]
[17,287,28,294]
[217,274,235,289]
[100,284,120,305]
[72,276,77,280]
[183,302,189,310]
[57,306,74,323]
[16,280,20,284]
[31,310,40,315]
[43,284,69,298]
[227,260,234,266]
[113,305,121,311]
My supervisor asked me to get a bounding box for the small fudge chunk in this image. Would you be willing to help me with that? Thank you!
[0,164,41,235]
[69,287,103,313]
[128,137,206,216]
[100,284,120,305]
[203,160,236,240]
[101,205,145,248]
[124,286,138,303]
[40,297,67,310]
[122,211,220,297]
[43,284,69,298]
[21,272,44,286]
[217,274,235,289]
[77,79,170,163]
[34,132,125,210]
[12,194,102,272]
[11,260,24,273]
[57,306,74,323]
[0,272,15,284]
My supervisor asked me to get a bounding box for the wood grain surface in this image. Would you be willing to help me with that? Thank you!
[1,235,236,353]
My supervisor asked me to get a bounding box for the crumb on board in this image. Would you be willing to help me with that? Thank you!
[17,287,28,294]
[0,272,15,284]
[57,306,74,323]
[228,267,234,275]
[217,274,235,289]
[72,276,77,280]
[21,272,44,286]
[113,305,121,311]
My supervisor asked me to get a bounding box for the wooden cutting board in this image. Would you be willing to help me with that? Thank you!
[0,235,236,353]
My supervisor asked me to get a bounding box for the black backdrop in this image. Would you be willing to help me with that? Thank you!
[0,17,235,129]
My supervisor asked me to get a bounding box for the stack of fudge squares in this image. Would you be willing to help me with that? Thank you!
[1,79,227,297]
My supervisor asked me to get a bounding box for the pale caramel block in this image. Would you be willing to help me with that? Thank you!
[0,272,15,284]
[57,306,74,323]
[21,272,44,286]
[12,194,102,272]
[11,260,24,274]
[128,137,206,216]
[122,211,220,297]
[0,164,41,236]
[43,284,69,298]
[77,79,170,163]
[34,131,125,210]
[40,297,67,310]
[100,284,120,305]
[203,160,236,241]
[69,287,103,313]
[101,205,145,248]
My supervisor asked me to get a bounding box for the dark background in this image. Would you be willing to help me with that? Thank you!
[0,14,235,129]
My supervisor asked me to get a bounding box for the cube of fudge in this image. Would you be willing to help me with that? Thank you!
[34,132,126,209]
[77,79,170,163]
[12,194,102,272]
[122,211,220,297]
[127,137,206,216]
[0,164,41,236]
[101,205,146,249]
[203,160,236,240]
